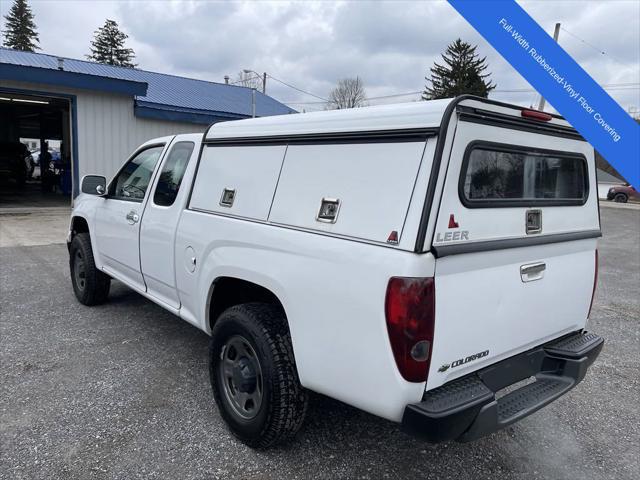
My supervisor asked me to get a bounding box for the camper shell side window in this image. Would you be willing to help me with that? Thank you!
[458,141,589,208]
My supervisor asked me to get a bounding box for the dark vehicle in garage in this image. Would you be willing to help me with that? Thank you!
[0,141,30,185]
[607,184,639,203]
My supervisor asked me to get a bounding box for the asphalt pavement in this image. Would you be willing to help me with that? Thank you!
[1,207,638,480]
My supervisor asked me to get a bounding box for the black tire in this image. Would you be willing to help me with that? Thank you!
[69,233,111,305]
[210,303,308,448]
[614,193,628,203]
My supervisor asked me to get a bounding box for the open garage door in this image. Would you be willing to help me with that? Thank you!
[0,91,73,209]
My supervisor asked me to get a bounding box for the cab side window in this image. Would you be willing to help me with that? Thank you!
[153,141,195,207]
[111,146,164,201]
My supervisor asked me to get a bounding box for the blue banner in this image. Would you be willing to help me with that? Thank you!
[448,0,640,188]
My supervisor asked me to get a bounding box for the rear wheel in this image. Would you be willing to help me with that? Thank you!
[614,193,628,203]
[69,233,111,305]
[210,303,308,448]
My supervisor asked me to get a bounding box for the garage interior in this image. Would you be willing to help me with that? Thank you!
[0,90,73,208]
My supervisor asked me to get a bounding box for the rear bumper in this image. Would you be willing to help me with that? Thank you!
[401,331,603,443]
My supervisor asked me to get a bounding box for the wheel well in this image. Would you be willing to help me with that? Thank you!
[209,277,284,331]
[71,216,89,236]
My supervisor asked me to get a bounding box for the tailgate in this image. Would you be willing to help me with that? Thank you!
[426,111,600,391]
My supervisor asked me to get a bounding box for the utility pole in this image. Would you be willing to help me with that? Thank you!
[537,22,561,111]
[251,88,256,118]
[243,69,266,94]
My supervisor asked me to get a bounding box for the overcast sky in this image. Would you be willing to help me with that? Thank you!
[4,0,639,114]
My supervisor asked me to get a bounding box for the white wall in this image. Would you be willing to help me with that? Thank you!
[1,80,205,188]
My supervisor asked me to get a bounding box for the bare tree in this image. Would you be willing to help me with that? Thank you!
[327,77,367,110]
[234,71,263,90]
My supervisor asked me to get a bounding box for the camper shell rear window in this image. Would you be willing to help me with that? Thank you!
[459,142,588,208]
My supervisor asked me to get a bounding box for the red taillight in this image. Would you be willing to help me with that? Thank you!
[385,277,435,382]
[521,109,553,122]
[588,249,599,318]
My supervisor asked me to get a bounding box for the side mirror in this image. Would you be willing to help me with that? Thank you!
[81,175,107,196]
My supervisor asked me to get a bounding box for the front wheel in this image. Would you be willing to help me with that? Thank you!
[69,233,111,305]
[614,193,628,203]
[210,303,308,448]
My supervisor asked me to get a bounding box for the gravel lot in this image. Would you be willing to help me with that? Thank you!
[1,207,638,480]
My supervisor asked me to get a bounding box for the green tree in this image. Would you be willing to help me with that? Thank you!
[87,19,136,67]
[2,0,40,52]
[423,39,496,100]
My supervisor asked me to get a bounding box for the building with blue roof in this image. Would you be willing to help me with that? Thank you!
[0,47,295,200]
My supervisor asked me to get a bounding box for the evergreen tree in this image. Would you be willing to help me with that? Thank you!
[423,39,496,100]
[2,0,40,52]
[87,19,136,67]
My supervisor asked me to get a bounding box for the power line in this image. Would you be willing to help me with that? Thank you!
[283,82,640,105]
[266,73,329,102]
[492,83,640,93]
[360,90,422,100]
[284,91,421,105]
[560,27,628,64]
[228,72,329,102]
[232,66,637,108]
[234,27,633,107]
[561,27,605,54]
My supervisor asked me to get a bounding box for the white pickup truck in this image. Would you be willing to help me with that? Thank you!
[68,95,603,447]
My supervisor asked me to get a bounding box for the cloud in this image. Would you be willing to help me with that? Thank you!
[18,0,640,113]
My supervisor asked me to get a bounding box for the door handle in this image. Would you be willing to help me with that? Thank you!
[126,210,139,224]
[520,262,546,282]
